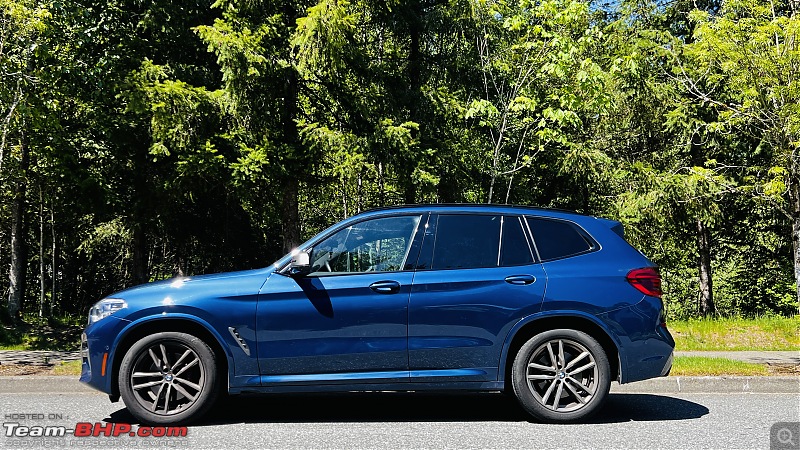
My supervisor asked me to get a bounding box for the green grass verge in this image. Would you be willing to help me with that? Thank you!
[52,360,82,376]
[31,357,781,377]
[3,314,798,353]
[670,356,770,376]
[669,316,800,351]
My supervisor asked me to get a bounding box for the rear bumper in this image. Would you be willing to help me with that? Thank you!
[660,351,673,377]
[601,296,675,384]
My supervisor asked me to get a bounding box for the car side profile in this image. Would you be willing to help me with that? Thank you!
[80,204,674,425]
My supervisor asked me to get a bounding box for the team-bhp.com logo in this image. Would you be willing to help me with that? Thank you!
[2,413,189,448]
[4,422,187,438]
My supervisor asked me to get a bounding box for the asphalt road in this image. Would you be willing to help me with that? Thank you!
[0,386,798,450]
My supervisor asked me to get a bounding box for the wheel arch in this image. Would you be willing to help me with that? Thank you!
[109,316,231,399]
[500,313,621,390]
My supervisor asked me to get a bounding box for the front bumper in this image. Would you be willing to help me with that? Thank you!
[79,316,129,395]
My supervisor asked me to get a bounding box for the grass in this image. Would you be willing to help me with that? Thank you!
[670,356,770,376]
[8,357,786,377]
[20,357,794,377]
[669,316,800,351]
[52,360,82,376]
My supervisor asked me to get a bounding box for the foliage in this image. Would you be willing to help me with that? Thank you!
[0,0,797,326]
[0,313,82,350]
[675,0,800,310]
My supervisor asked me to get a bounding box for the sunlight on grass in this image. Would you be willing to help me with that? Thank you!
[670,356,769,376]
[52,360,82,376]
[0,344,26,350]
[669,316,800,351]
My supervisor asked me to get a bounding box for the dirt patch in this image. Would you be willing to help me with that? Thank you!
[767,364,800,375]
[0,363,61,376]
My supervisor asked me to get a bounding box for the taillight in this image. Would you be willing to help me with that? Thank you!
[626,267,662,298]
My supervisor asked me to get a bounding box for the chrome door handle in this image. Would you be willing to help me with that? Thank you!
[504,275,536,285]
[369,280,401,294]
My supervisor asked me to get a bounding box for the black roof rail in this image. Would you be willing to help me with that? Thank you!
[358,203,582,215]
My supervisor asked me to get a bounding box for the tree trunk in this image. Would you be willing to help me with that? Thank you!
[404,4,421,206]
[38,185,45,317]
[341,177,348,219]
[792,180,800,314]
[7,130,29,320]
[356,171,362,214]
[131,224,148,285]
[50,194,57,316]
[793,215,800,314]
[377,162,385,207]
[696,219,715,316]
[282,177,300,253]
[280,8,301,253]
[404,183,416,205]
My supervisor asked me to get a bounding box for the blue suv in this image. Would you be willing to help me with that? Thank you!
[80,204,674,424]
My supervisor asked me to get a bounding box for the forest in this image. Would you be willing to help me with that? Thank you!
[1,0,798,327]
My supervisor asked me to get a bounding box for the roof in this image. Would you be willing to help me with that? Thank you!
[358,203,584,216]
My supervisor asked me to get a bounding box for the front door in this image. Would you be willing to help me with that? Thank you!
[256,214,424,386]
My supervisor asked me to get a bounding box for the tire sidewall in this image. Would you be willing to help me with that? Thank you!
[511,328,611,423]
[118,331,218,425]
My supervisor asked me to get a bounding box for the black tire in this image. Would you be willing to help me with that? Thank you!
[118,332,219,425]
[511,329,610,423]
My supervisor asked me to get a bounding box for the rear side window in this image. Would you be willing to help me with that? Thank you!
[432,215,500,269]
[526,217,596,261]
[430,215,534,269]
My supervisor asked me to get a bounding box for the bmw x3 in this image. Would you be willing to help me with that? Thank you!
[80,204,674,424]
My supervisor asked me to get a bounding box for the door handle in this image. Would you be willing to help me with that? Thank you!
[369,280,401,294]
[505,275,536,285]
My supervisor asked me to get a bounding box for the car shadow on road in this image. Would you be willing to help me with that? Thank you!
[105,392,708,425]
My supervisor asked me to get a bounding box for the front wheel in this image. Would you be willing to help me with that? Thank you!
[118,332,219,425]
[511,329,611,423]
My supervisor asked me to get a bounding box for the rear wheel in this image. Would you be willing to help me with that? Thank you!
[511,329,610,422]
[119,332,219,425]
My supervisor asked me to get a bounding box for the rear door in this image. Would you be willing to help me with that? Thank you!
[408,213,546,382]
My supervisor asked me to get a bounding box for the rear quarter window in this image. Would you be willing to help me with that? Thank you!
[526,217,597,261]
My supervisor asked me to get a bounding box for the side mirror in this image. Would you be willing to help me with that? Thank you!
[288,251,311,277]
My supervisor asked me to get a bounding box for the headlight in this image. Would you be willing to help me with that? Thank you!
[88,298,127,325]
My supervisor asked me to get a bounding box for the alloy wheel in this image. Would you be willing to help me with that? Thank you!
[129,340,206,416]
[525,338,598,413]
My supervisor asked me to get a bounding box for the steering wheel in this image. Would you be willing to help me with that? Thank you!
[325,260,333,272]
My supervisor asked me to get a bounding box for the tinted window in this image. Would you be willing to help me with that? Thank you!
[526,217,595,261]
[500,216,534,266]
[309,215,421,274]
[432,215,500,269]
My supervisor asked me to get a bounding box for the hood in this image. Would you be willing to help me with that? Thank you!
[107,267,275,303]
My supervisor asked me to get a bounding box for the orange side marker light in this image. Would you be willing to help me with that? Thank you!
[101,352,108,376]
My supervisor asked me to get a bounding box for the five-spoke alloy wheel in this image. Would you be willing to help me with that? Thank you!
[512,329,610,423]
[119,332,219,425]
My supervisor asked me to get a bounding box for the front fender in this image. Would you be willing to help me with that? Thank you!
[104,313,237,394]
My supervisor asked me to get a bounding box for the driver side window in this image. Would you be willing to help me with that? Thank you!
[309,215,421,275]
